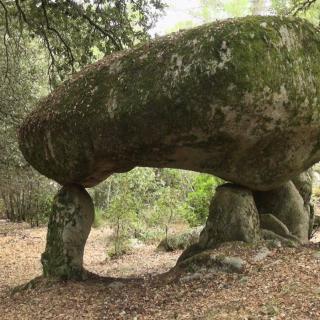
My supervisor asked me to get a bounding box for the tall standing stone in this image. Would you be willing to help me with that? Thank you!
[254,181,309,243]
[292,169,315,238]
[178,183,261,263]
[41,184,94,280]
[198,184,261,249]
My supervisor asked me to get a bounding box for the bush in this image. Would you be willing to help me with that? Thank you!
[92,208,107,228]
[106,237,132,258]
[182,174,223,227]
[134,227,164,244]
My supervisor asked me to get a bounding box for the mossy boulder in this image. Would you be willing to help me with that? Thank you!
[19,16,320,191]
[254,182,309,243]
[291,169,315,238]
[292,169,313,205]
[177,251,246,274]
[198,184,261,249]
[157,226,203,251]
[259,213,291,238]
[41,184,94,280]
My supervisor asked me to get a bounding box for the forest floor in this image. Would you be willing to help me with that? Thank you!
[0,220,320,320]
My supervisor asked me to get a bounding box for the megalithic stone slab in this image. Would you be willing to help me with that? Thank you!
[19,16,320,190]
[198,184,261,249]
[254,182,309,243]
[41,184,94,280]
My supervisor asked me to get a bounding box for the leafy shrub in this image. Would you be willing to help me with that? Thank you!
[134,227,164,244]
[182,174,223,227]
[92,208,107,228]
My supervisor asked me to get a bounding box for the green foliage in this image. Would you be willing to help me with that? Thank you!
[166,0,320,34]
[271,0,292,14]
[224,0,251,17]
[30,190,53,226]
[134,227,164,244]
[182,174,223,227]
[91,167,222,256]
[0,0,166,84]
[92,208,107,228]
[104,171,141,257]
[0,36,55,227]
[0,0,165,227]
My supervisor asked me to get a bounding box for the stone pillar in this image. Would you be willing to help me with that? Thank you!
[198,184,261,249]
[292,169,314,239]
[41,184,94,280]
[254,181,309,243]
[178,184,261,263]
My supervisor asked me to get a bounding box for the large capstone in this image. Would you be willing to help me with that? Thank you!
[41,184,94,280]
[18,16,320,191]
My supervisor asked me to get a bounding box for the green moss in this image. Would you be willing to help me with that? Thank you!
[19,16,320,190]
[41,185,93,280]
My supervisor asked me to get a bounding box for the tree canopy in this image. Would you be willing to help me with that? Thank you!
[0,0,165,84]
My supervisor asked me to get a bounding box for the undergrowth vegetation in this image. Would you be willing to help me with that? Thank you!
[90,168,222,257]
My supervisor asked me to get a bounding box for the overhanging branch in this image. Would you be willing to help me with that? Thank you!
[291,0,318,15]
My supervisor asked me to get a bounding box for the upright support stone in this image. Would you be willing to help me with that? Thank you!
[41,184,94,280]
[292,169,314,238]
[178,184,260,263]
[254,181,309,243]
[199,184,261,248]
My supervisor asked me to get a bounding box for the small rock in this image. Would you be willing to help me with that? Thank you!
[239,276,249,284]
[314,287,320,295]
[129,238,144,249]
[203,273,216,280]
[263,304,279,316]
[180,272,202,283]
[253,247,271,262]
[108,281,125,289]
[312,251,320,260]
[221,257,246,272]
[157,226,203,252]
[265,239,282,249]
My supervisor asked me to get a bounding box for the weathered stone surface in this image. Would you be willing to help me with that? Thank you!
[314,215,320,228]
[254,182,309,243]
[41,184,94,280]
[157,226,203,251]
[19,16,320,191]
[177,251,246,274]
[261,229,300,247]
[259,213,291,238]
[198,184,261,249]
[291,169,315,238]
[253,247,271,262]
[292,169,313,204]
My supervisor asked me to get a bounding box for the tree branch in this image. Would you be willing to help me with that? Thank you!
[41,0,75,71]
[0,0,11,80]
[66,0,123,50]
[291,0,318,15]
[15,0,29,25]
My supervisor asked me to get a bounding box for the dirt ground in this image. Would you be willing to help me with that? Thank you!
[0,220,320,320]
